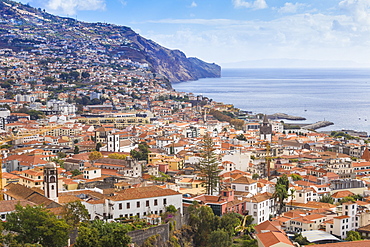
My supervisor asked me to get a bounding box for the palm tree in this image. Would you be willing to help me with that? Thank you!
[273,184,288,215]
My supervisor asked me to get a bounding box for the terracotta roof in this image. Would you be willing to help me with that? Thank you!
[256,231,294,246]
[232,176,257,185]
[255,220,281,234]
[111,186,181,201]
[3,183,60,208]
[310,240,370,247]
[331,190,354,199]
[0,200,36,213]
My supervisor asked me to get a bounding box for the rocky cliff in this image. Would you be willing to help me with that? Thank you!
[0,0,221,83]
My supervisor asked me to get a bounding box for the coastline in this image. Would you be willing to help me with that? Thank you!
[173,68,370,135]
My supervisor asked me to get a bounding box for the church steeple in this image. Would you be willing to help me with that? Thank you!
[260,114,272,142]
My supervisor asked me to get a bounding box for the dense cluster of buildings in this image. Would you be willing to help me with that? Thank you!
[2,4,370,247]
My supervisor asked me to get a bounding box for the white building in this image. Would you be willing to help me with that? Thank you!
[325,201,358,239]
[105,186,182,220]
[245,192,275,224]
[231,176,258,195]
[83,167,102,180]
[46,99,76,116]
[222,153,251,172]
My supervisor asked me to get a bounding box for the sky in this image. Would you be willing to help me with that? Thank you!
[16,0,370,67]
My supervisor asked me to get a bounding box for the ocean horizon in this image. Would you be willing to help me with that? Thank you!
[173,68,370,134]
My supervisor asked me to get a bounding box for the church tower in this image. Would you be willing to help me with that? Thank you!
[260,115,272,142]
[44,162,58,203]
[107,134,120,152]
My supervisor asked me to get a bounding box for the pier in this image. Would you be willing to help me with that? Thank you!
[268,113,306,121]
[302,121,334,130]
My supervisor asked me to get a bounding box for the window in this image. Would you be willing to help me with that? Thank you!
[245,186,249,191]
[137,201,140,208]
[232,185,236,190]
[254,204,257,209]
[119,203,122,210]
[163,198,167,205]
[146,200,149,207]
[127,202,130,209]
[154,199,158,206]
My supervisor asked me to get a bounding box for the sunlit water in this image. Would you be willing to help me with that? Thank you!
[173,68,370,134]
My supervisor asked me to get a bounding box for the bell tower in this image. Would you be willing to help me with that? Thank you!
[260,115,272,142]
[44,162,58,203]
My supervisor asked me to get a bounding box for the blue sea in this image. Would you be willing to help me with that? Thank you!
[172,68,370,134]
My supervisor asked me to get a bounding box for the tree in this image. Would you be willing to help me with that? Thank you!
[63,201,89,229]
[4,204,70,247]
[236,134,247,141]
[166,205,178,213]
[208,229,232,247]
[96,142,102,151]
[75,220,131,247]
[197,133,221,195]
[74,224,100,247]
[81,71,90,79]
[57,152,67,159]
[108,153,127,159]
[130,142,150,161]
[320,194,334,204]
[290,173,302,181]
[345,230,362,241]
[289,188,296,207]
[74,145,80,154]
[252,173,259,180]
[89,151,102,165]
[188,202,220,246]
[220,212,242,236]
[273,174,289,215]
[340,196,356,204]
[71,169,82,177]
[293,233,309,245]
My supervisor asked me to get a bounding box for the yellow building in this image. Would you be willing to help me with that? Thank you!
[17,166,63,191]
[77,113,151,128]
[148,153,184,170]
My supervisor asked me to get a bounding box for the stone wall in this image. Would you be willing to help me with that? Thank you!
[128,224,169,247]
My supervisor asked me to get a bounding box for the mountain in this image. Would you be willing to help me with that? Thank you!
[0,0,220,83]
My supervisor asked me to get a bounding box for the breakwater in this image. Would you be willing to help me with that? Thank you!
[268,113,306,121]
[302,121,334,130]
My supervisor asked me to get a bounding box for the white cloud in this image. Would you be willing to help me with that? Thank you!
[232,0,267,10]
[119,0,127,7]
[46,0,106,15]
[190,1,197,8]
[339,0,370,27]
[143,13,370,65]
[277,2,306,14]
